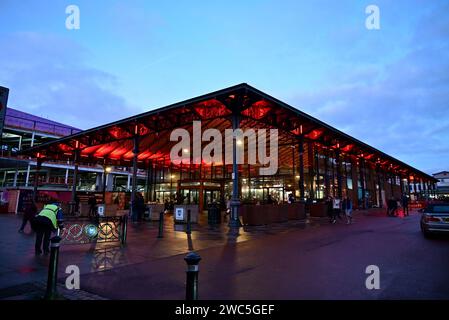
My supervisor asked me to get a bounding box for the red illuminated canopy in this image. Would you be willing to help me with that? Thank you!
[20,83,435,181]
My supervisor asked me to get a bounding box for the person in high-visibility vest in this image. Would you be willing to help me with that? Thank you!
[34,203,63,255]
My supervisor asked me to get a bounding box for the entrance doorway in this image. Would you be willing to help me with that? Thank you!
[178,179,224,213]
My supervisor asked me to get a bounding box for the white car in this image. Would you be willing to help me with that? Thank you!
[420,204,449,238]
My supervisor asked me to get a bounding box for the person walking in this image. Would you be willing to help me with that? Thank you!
[18,201,37,233]
[225,196,231,221]
[326,196,334,223]
[288,193,295,204]
[88,193,97,218]
[402,194,409,216]
[392,197,399,216]
[387,197,395,217]
[343,196,353,224]
[34,202,63,255]
[332,197,342,224]
[164,199,170,213]
[135,193,145,221]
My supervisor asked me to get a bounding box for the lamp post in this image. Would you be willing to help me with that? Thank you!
[102,166,112,203]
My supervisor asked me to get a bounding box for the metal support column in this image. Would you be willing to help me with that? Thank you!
[315,149,320,199]
[25,164,31,187]
[64,160,69,185]
[308,143,315,201]
[229,111,241,227]
[131,135,139,222]
[291,146,296,196]
[298,137,305,201]
[390,173,394,197]
[13,167,18,187]
[25,131,36,188]
[413,179,418,200]
[400,176,404,196]
[70,150,79,215]
[146,160,153,202]
[248,164,251,199]
[33,159,42,202]
[359,158,366,209]
[336,149,342,199]
[423,181,427,200]
[376,165,383,208]
[324,149,329,198]
[126,172,131,191]
[407,176,411,197]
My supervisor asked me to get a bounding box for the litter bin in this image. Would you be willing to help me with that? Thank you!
[207,203,221,225]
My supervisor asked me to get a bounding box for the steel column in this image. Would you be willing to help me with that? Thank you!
[70,150,79,214]
[400,176,404,196]
[308,143,315,201]
[33,159,42,202]
[131,135,139,222]
[229,112,241,227]
[376,165,382,208]
[25,164,31,187]
[359,158,366,209]
[12,167,18,187]
[315,148,320,199]
[324,149,330,198]
[390,173,394,197]
[298,137,305,201]
[413,179,417,199]
[336,149,342,199]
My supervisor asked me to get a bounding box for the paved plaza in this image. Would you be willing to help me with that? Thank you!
[0,209,448,300]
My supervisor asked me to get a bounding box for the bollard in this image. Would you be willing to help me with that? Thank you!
[186,209,191,235]
[157,211,164,238]
[56,219,64,237]
[44,235,62,300]
[121,215,128,245]
[184,252,201,300]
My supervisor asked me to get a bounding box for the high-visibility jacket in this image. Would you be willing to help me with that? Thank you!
[37,204,60,229]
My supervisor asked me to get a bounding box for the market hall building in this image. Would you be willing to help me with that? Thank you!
[19,83,437,225]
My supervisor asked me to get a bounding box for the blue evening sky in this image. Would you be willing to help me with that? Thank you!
[1,0,448,173]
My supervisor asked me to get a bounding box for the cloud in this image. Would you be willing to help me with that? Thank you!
[288,4,449,174]
[0,32,138,129]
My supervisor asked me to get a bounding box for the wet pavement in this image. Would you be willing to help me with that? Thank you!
[0,212,316,295]
[1,209,448,299]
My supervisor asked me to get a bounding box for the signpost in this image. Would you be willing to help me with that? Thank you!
[175,207,184,221]
[97,204,105,217]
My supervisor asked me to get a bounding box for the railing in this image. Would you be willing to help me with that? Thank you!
[60,216,126,245]
[5,114,81,137]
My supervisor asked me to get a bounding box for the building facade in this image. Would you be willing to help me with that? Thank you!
[433,171,449,199]
[0,102,146,213]
[18,84,436,221]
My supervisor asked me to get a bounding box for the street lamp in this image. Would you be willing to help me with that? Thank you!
[170,174,175,195]
[102,166,113,203]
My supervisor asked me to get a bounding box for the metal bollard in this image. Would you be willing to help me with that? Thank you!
[184,252,201,300]
[121,215,128,245]
[44,235,62,300]
[157,211,164,238]
[186,209,191,235]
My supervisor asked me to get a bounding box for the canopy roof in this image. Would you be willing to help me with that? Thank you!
[21,83,435,181]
